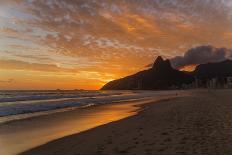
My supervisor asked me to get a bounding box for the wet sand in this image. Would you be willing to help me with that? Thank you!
[22,89,232,155]
[0,95,174,155]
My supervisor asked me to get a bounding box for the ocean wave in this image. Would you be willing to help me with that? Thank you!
[0,90,177,123]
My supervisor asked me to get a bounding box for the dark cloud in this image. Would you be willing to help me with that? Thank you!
[171,45,232,69]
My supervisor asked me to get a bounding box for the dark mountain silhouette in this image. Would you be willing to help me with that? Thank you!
[193,60,232,79]
[101,56,193,90]
[101,56,232,90]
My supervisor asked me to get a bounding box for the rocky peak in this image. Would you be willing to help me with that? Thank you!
[152,56,164,68]
[152,56,172,71]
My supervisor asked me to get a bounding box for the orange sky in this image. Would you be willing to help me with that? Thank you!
[0,0,232,90]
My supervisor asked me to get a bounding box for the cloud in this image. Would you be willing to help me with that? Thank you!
[0,79,14,83]
[171,45,232,69]
[0,27,18,34]
[0,59,78,72]
[2,1,232,61]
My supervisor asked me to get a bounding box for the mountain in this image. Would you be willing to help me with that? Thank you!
[101,56,194,90]
[193,60,232,79]
[101,57,232,90]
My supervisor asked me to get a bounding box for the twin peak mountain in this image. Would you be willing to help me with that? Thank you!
[101,56,232,90]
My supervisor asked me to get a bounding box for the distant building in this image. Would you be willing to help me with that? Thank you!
[226,77,232,88]
[208,78,217,89]
[136,79,143,90]
[205,77,232,89]
[194,77,199,88]
[189,76,232,89]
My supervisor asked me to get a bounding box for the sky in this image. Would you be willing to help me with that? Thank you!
[0,0,232,90]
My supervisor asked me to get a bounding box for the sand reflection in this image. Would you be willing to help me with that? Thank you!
[0,99,152,155]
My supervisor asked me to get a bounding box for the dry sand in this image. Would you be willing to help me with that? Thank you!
[22,89,232,155]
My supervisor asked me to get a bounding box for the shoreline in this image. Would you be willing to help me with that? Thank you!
[22,89,232,155]
[0,97,151,125]
[0,93,179,155]
[0,90,178,124]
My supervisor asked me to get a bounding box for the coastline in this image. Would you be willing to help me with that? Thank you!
[0,92,179,155]
[22,89,232,155]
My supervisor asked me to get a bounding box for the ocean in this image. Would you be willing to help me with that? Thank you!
[0,90,182,155]
[0,90,171,124]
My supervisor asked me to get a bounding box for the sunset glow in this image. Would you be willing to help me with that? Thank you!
[179,65,197,72]
[0,0,232,90]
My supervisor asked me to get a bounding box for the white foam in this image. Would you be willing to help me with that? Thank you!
[0,90,178,123]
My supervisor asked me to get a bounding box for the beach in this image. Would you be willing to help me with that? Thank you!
[0,90,180,155]
[20,89,232,155]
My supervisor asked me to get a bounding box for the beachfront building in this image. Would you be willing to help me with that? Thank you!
[208,78,217,89]
[187,76,232,89]
[194,77,199,88]
[226,77,232,88]
[205,77,232,89]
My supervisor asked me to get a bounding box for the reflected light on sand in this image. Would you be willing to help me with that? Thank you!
[0,99,153,155]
